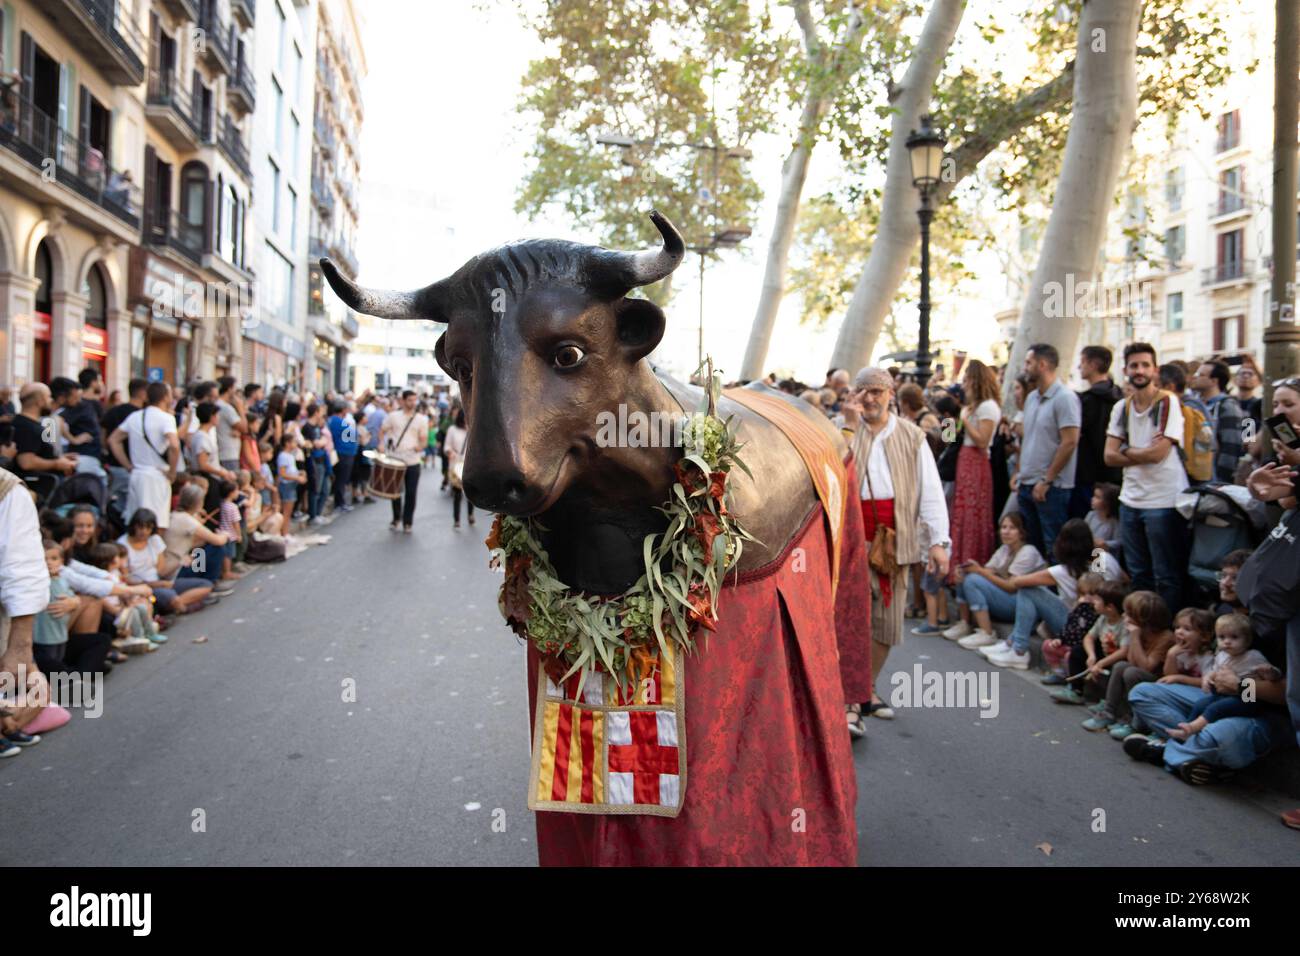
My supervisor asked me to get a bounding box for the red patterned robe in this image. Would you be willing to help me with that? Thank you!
[529,459,872,866]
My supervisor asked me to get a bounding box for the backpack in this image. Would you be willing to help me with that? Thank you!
[1115,390,1213,482]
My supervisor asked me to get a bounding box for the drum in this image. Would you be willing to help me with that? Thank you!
[365,450,407,499]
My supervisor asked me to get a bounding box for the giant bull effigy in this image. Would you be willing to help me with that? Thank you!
[321,212,872,865]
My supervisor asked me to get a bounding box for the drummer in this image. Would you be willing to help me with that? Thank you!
[382,390,430,534]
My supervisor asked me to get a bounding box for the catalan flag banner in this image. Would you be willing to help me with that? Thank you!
[527,646,686,817]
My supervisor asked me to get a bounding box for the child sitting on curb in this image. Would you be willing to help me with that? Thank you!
[1082,591,1175,739]
[1050,579,1128,706]
[1156,608,1216,689]
[1166,613,1282,741]
[1040,572,1103,687]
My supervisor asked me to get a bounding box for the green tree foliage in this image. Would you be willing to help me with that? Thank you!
[514,0,790,270]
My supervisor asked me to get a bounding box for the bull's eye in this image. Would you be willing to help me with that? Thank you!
[553,345,586,370]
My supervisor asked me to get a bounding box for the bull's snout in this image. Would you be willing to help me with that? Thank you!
[462,468,544,516]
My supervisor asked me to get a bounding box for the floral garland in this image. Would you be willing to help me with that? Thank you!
[485,362,756,695]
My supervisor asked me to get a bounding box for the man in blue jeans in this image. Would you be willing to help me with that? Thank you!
[1014,343,1080,560]
[1104,342,1189,614]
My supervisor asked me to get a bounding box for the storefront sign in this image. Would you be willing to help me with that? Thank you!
[147,366,165,383]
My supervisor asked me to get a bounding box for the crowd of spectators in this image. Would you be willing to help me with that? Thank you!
[765,345,1299,829]
[0,367,459,759]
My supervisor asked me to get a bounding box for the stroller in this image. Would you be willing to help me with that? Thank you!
[1184,485,1268,606]
[44,471,110,523]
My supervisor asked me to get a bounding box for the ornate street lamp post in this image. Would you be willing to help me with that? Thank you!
[905,115,947,389]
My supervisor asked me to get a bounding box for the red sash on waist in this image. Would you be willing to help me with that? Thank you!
[860,497,896,606]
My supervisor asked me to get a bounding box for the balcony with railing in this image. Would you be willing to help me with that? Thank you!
[329,235,359,278]
[228,56,256,114]
[314,113,336,158]
[146,205,206,266]
[197,5,233,75]
[317,51,339,102]
[1201,259,1253,287]
[157,0,198,21]
[1209,193,1248,219]
[42,0,146,86]
[311,173,335,218]
[231,0,255,28]
[0,88,141,228]
[218,115,250,176]
[338,179,358,215]
[145,69,203,148]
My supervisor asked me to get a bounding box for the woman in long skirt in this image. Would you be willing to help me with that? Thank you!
[948,359,1002,582]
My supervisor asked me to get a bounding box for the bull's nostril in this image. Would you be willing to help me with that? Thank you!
[503,480,527,504]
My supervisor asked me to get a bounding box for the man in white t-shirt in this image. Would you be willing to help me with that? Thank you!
[1104,342,1189,612]
[108,382,179,530]
[381,390,429,533]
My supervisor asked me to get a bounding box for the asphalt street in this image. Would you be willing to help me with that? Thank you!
[3,471,1296,866]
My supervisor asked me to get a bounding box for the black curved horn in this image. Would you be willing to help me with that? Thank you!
[319,258,446,321]
[588,210,685,295]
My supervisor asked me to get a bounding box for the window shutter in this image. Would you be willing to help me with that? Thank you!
[19,31,33,143]
[143,144,157,238]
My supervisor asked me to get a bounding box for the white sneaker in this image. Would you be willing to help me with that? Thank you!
[942,621,972,640]
[988,647,1030,670]
[957,630,997,649]
[977,639,1010,658]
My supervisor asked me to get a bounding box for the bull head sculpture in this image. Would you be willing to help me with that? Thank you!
[320,211,686,517]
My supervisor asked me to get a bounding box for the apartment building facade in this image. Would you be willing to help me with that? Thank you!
[0,0,148,391]
[304,0,361,394]
[246,0,312,391]
[993,0,1298,370]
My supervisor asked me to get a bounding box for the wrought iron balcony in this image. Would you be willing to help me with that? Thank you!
[1209,194,1248,218]
[146,205,206,265]
[197,5,233,75]
[228,57,256,114]
[1201,259,1253,287]
[0,89,141,228]
[146,69,203,148]
[157,0,198,21]
[41,0,146,86]
[311,174,335,218]
[328,236,359,278]
[231,0,255,28]
[314,114,336,158]
[218,115,250,176]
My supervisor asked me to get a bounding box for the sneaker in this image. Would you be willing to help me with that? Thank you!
[957,630,997,649]
[149,632,168,645]
[1176,760,1233,786]
[201,594,221,607]
[231,562,251,574]
[1049,687,1086,705]
[214,582,235,595]
[340,505,355,513]
[5,730,40,747]
[1081,715,1114,731]
[977,639,1010,658]
[987,647,1030,670]
[1123,733,1166,766]
[119,636,156,655]
[1108,722,1135,740]
[1086,701,1107,715]
[1280,808,1300,830]
[1040,673,1067,686]
[0,737,20,759]
[913,623,944,635]
[942,621,972,640]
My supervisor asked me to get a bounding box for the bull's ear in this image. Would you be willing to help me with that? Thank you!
[615,297,665,363]
[434,333,451,375]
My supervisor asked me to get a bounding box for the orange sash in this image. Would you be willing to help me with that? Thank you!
[723,388,848,596]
